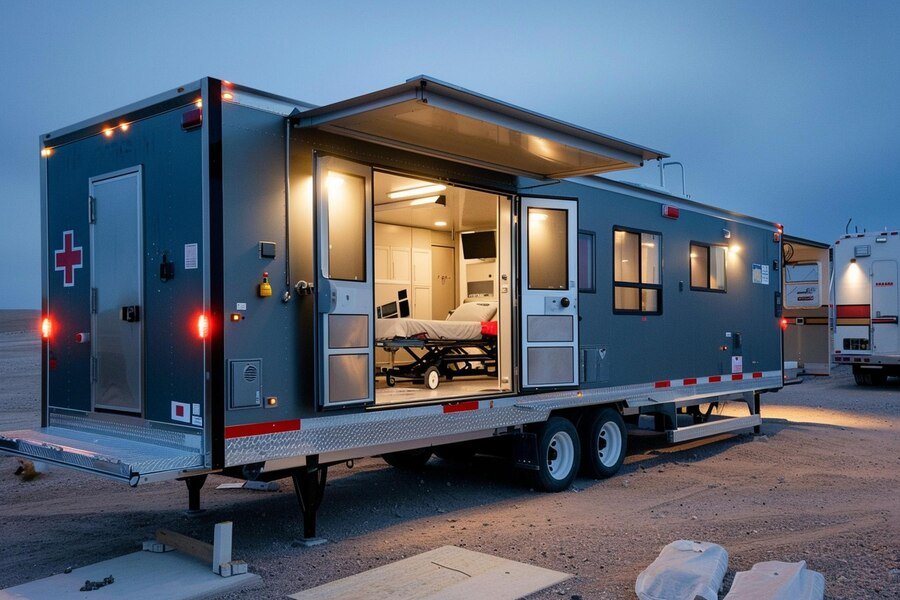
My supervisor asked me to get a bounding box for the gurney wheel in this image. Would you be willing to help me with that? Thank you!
[424,366,440,390]
[386,374,396,387]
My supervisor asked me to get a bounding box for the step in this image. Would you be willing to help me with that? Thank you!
[666,414,761,443]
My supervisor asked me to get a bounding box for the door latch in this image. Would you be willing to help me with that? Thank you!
[120,305,140,322]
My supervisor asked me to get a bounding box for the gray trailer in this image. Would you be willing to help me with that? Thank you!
[2,77,784,539]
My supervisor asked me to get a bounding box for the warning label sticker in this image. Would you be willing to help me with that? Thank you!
[731,355,743,374]
[184,243,198,270]
[752,263,769,285]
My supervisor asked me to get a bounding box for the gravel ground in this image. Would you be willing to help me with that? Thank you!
[0,310,897,599]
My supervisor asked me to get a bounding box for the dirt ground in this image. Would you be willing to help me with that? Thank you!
[0,310,897,599]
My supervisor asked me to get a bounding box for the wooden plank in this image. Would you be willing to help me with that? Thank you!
[156,529,213,565]
[289,545,570,600]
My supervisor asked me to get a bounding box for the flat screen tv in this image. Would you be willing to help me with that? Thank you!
[461,231,496,259]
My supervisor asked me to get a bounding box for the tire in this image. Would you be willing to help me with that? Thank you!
[382,448,432,469]
[424,366,440,390]
[385,373,396,387]
[854,371,874,386]
[532,417,581,492]
[580,408,627,479]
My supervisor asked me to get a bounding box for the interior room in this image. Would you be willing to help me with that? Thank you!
[372,172,512,405]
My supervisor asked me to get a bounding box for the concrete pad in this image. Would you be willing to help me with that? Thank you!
[289,545,571,600]
[0,551,260,600]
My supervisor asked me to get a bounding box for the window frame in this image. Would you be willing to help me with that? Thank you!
[577,229,596,293]
[689,241,728,293]
[612,225,663,315]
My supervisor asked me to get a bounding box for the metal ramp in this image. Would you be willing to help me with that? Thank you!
[0,423,206,485]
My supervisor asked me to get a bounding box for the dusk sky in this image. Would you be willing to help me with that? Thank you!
[1,1,898,308]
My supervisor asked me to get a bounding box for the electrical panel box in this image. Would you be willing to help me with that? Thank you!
[229,359,262,409]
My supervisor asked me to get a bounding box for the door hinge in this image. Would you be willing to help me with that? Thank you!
[90,356,98,382]
[88,196,96,224]
[90,288,98,314]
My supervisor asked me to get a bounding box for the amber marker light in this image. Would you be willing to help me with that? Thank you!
[40,148,53,158]
[222,92,234,101]
[194,98,203,109]
[119,123,129,132]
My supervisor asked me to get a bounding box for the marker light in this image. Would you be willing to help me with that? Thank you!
[197,314,209,339]
[103,128,114,138]
[40,148,53,158]
[119,123,129,132]
[222,92,234,101]
[780,317,789,331]
[41,317,52,339]
[387,184,446,200]
[195,98,203,109]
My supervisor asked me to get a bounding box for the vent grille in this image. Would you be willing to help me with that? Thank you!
[243,364,258,382]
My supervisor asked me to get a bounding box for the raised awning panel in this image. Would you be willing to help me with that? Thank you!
[297,76,668,179]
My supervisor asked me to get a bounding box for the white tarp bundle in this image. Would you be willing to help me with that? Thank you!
[723,560,825,599]
[635,540,728,600]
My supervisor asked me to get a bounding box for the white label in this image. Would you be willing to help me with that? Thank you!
[236,302,247,311]
[191,416,203,427]
[192,403,200,416]
[725,331,732,338]
[184,243,198,270]
[752,263,770,285]
[731,355,743,374]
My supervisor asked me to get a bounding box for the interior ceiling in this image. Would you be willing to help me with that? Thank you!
[374,172,498,232]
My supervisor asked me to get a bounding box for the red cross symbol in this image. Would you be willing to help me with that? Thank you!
[54,230,83,288]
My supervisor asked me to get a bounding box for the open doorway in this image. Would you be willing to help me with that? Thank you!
[373,171,513,405]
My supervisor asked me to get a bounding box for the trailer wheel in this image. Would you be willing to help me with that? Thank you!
[853,368,886,386]
[580,408,627,479]
[533,417,581,492]
[385,373,396,387]
[382,448,432,469]
[424,366,441,390]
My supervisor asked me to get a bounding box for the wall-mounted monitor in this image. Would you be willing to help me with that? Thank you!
[461,231,496,259]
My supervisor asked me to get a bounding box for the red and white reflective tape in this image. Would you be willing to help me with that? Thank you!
[654,371,769,389]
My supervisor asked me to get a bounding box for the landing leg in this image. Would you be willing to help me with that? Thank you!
[752,391,761,434]
[183,474,207,514]
[291,455,328,545]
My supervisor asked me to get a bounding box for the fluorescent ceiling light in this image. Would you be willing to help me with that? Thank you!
[434,221,447,227]
[409,195,441,206]
[387,183,446,200]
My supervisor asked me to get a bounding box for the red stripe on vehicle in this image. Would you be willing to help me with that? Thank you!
[732,373,744,381]
[873,317,898,324]
[225,419,300,439]
[443,401,479,414]
[654,380,671,388]
[752,372,763,378]
[708,376,722,383]
[683,378,697,385]
[836,304,870,318]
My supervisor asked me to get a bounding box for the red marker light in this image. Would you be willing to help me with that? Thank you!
[197,314,209,339]
[41,317,52,339]
[780,317,789,331]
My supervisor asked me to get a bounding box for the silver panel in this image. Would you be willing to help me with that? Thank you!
[526,347,575,385]
[328,354,370,403]
[90,168,143,414]
[328,314,369,349]
[229,360,262,409]
[667,415,761,443]
[224,374,782,467]
[49,412,203,452]
[527,315,573,342]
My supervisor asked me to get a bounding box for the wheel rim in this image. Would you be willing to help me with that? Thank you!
[597,421,622,468]
[546,430,575,481]
[427,370,439,388]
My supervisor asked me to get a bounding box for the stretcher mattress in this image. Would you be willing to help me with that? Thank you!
[376,318,484,341]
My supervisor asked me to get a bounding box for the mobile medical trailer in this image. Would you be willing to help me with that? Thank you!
[1,77,784,539]
[782,235,832,377]
[833,229,900,385]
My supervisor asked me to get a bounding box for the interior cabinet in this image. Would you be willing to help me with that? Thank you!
[413,286,432,319]
[412,249,432,286]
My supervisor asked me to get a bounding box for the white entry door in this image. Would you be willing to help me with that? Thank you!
[315,156,375,408]
[520,197,579,389]
[871,260,899,354]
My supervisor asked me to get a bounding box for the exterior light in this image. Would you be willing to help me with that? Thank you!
[780,317,789,331]
[197,314,209,339]
[119,123,129,132]
[41,317,52,339]
[40,148,53,158]
[222,92,234,101]
[103,128,114,138]
[195,98,203,109]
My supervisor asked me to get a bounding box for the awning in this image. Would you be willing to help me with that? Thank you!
[296,76,668,179]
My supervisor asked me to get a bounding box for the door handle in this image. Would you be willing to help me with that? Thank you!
[120,305,140,322]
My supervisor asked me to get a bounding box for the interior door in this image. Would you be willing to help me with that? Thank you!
[871,260,899,354]
[315,156,375,408]
[431,246,456,319]
[89,167,144,413]
[520,197,579,388]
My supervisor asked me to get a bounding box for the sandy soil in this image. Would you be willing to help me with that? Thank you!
[0,310,897,599]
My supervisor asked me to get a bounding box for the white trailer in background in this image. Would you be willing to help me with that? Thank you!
[833,230,900,385]
[782,235,832,378]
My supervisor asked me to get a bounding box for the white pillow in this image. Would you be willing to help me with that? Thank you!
[447,301,497,322]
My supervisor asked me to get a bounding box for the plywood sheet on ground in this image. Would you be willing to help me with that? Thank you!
[289,545,570,600]
[0,551,259,600]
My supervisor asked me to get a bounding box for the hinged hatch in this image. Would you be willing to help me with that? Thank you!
[296,76,667,179]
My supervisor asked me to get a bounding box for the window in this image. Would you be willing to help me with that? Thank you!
[578,231,595,292]
[690,242,727,292]
[527,207,568,290]
[613,228,661,314]
[327,170,366,281]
